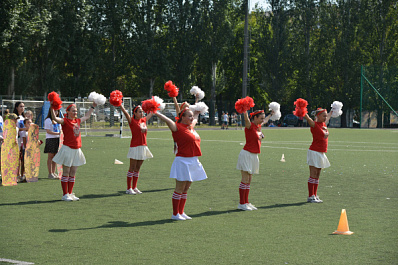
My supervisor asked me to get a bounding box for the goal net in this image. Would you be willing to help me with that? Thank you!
[360,65,398,128]
[2,98,133,137]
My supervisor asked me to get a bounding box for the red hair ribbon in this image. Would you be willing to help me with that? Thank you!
[66,104,76,111]
[250,110,264,118]
[177,108,188,121]
[316,108,327,116]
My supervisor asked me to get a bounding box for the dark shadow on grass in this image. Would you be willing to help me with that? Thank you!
[140,188,174,193]
[257,202,307,209]
[0,192,125,206]
[49,204,307,233]
[0,200,60,206]
[80,192,125,199]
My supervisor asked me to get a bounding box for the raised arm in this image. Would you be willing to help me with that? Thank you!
[81,103,97,123]
[119,104,131,124]
[172,97,180,114]
[262,111,273,126]
[155,112,177,132]
[146,112,154,121]
[191,111,200,129]
[325,110,333,125]
[244,111,251,129]
[50,107,64,125]
[303,113,315,128]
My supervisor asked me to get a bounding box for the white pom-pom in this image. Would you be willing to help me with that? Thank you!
[268,102,281,121]
[270,111,282,121]
[190,86,205,100]
[153,96,165,112]
[189,102,208,115]
[190,86,201,95]
[268,102,280,112]
[197,90,205,100]
[88,92,98,102]
[331,101,343,117]
[88,91,106,106]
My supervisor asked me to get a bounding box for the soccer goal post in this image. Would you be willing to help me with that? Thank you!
[2,98,134,138]
[360,65,398,128]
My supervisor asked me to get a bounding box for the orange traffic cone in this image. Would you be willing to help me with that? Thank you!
[332,209,354,235]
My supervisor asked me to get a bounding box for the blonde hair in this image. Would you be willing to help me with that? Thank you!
[25,110,33,119]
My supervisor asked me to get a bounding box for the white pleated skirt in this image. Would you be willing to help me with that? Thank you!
[236,149,259,175]
[169,156,207,182]
[127,145,153,160]
[307,149,330,169]
[53,145,86,167]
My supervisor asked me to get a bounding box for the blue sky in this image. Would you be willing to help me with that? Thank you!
[250,0,269,11]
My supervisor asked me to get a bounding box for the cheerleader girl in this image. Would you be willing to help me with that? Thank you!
[51,103,97,201]
[155,108,207,221]
[304,108,332,203]
[44,109,61,179]
[236,110,272,211]
[119,104,154,195]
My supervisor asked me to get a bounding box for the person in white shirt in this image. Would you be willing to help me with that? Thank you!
[44,109,62,179]
[221,112,229,130]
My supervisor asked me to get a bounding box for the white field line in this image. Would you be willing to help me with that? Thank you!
[0,258,34,264]
[147,138,398,152]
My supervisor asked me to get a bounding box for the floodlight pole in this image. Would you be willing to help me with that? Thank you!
[242,0,249,98]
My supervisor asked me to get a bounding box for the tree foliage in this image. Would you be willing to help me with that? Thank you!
[0,0,397,127]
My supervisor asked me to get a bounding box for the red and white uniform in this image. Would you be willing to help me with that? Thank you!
[309,122,328,153]
[129,117,147,147]
[62,118,82,149]
[172,123,202,157]
[127,117,153,160]
[307,121,330,168]
[52,118,86,167]
[237,122,263,174]
[169,123,207,182]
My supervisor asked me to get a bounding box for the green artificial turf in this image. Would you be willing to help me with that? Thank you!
[1,128,397,264]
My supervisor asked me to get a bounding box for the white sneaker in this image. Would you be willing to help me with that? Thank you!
[238,204,253,211]
[133,188,142,194]
[247,203,258,210]
[180,213,192,220]
[69,193,79,201]
[62,194,73,201]
[315,195,323,203]
[307,195,322,203]
[48,173,58,179]
[171,214,186,221]
[126,188,136,195]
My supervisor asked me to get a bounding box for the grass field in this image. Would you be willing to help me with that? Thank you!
[1,128,397,264]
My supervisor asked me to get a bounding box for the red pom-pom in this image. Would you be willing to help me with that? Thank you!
[164,80,179,98]
[293,108,307,117]
[168,87,179,97]
[294,98,308,108]
[293,98,308,117]
[48,91,63,110]
[235,96,255,114]
[245,96,255,108]
[110,90,123,107]
[141,97,160,113]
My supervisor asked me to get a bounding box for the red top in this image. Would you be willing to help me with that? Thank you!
[172,123,201,157]
[62,118,82,149]
[129,117,147,147]
[309,122,329,153]
[243,122,263,154]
